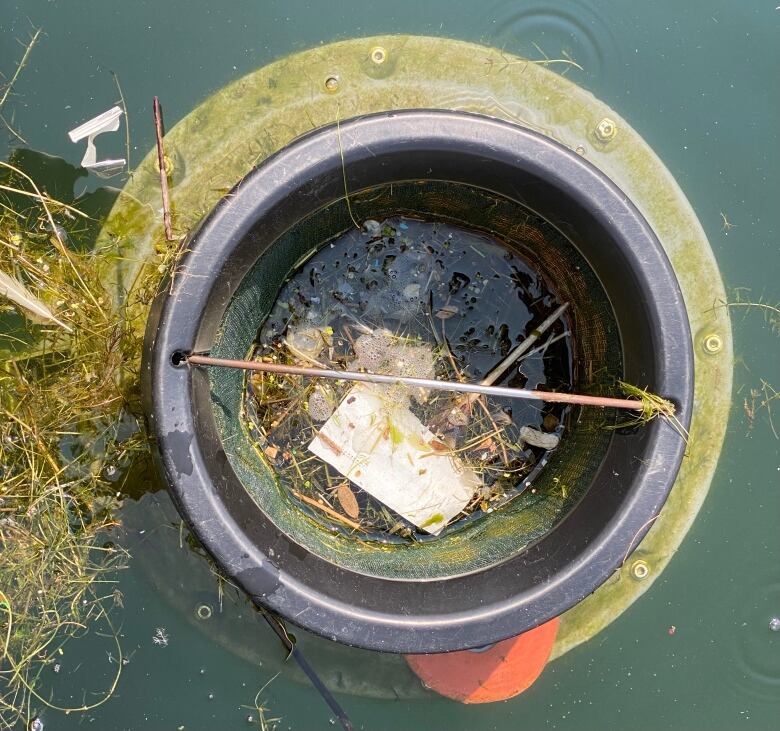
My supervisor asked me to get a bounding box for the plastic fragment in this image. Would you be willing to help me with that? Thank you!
[67,106,126,176]
[519,426,560,450]
[0,270,72,332]
[309,384,480,534]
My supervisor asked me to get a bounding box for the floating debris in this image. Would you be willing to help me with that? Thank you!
[335,482,360,520]
[310,383,480,534]
[519,426,561,450]
[434,304,459,319]
[285,324,332,363]
[67,105,126,176]
[244,216,573,540]
[542,413,560,431]
[361,219,381,236]
[152,627,169,647]
[0,269,72,331]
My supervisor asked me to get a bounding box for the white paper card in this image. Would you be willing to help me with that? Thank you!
[309,385,480,535]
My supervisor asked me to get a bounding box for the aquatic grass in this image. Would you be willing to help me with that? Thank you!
[618,381,688,441]
[722,297,780,336]
[0,163,145,729]
[242,673,282,731]
[742,380,780,440]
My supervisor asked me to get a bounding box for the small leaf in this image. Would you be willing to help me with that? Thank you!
[434,304,458,320]
[336,482,360,520]
[542,413,560,431]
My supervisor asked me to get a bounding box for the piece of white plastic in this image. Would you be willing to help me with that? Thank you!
[309,384,480,535]
[0,270,72,332]
[519,426,560,450]
[67,106,126,174]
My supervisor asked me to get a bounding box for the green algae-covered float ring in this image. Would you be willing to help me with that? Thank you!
[100,35,731,662]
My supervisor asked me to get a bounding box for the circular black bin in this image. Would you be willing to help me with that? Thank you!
[142,110,693,653]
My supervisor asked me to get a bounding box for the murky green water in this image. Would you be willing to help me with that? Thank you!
[2,1,779,729]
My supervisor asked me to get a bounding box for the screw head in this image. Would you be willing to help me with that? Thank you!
[595,117,618,143]
[154,153,174,176]
[196,603,213,620]
[324,75,340,93]
[631,559,650,580]
[370,46,387,65]
[702,332,723,355]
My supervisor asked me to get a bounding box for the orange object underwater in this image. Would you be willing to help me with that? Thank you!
[405,617,559,703]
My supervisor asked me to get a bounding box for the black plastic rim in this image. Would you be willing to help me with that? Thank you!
[142,110,693,653]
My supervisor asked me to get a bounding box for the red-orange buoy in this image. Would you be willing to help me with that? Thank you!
[405,617,559,703]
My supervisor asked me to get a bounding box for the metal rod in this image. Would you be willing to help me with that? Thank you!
[152,96,173,241]
[185,353,643,411]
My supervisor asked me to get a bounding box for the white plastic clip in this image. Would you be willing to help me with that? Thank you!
[68,106,126,176]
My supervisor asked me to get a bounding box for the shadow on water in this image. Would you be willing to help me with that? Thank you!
[116,489,429,701]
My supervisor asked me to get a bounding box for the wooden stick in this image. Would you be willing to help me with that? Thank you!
[185,353,644,411]
[292,490,362,530]
[152,96,173,241]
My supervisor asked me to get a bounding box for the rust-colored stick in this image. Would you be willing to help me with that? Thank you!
[152,96,173,241]
[185,353,644,411]
[291,490,362,531]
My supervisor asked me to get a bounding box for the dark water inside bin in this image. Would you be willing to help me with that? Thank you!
[244,216,571,540]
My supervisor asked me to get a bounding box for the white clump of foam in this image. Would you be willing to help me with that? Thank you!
[307,386,335,422]
[352,329,435,403]
[352,329,390,372]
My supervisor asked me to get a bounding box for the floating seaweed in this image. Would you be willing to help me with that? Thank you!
[0,156,143,728]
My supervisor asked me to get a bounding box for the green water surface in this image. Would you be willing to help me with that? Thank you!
[1,1,779,729]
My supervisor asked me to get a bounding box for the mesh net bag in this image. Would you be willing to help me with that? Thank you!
[207,181,621,580]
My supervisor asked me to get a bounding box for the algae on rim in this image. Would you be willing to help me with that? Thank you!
[95,34,732,660]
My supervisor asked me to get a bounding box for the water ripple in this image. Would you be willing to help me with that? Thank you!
[727,579,780,702]
[479,0,621,81]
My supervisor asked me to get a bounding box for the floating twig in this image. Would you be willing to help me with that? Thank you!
[0,28,42,110]
[152,96,173,241]
[520,329,570,362]
[480,302,570,387]
[111,71,131,175]
[0,27,42,143]
[292,489,362,530]
[335,103,361,230]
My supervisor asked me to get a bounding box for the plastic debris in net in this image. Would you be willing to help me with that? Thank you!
[309,384,481,535]
[67,106,126,176]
